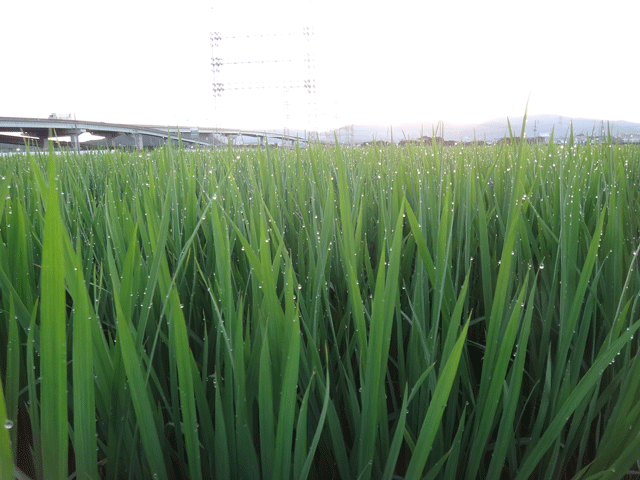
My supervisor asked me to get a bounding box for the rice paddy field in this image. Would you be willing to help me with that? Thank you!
[2,124,640,479]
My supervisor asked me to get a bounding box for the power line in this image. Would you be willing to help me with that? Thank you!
[211,25,318,137]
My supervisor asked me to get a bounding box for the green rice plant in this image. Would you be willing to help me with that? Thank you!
[39,150,69,480]
[3,296,19,468]
[0,313,15,478]
[1,128,640,479]
[64,233,100,480]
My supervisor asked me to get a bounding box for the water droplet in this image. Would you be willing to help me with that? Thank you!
[4,419,13,429]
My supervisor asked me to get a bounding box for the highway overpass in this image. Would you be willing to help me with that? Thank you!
[0,117,308,150]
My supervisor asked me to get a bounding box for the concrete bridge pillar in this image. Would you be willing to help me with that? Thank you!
[203,132,215,147]
[38,135,49,150]
[70,133,80,152]
[101,134,117,149]
[133,132,144,149]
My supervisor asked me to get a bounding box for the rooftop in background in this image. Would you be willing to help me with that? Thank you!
[326,115,640,145]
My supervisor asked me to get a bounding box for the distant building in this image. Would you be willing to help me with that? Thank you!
[48,113,74,120]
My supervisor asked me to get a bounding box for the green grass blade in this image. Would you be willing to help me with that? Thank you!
[516,318,640,480]
[404,318,470,479]
[213,384,231,479]
[0,166,14,222]
[443,405,467,479]
[553,206,606,391]
[404,201,437,287]
[114,295,168,480]
[335,146,368,359]
[357,204,405,478]
[259,333,275,479]
[167,285,202,480]
[466,276,529,479]
[381,385,408,480]
[25,302,42,480]
[232,303,261,479]
[423,450,450,480]
[65,240,99,480]
[292,375,311,480]
[0,380,14,480]
[5,296,20,462]
[40,153,68,480]
[273,263,302,480]
[324,398,351,479]
[582,336,640,477]
[297,349,331,480]
[582,432,640,480]
[190,355,215,478]
[486,284,537,478]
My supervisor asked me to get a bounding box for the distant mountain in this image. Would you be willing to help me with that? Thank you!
[327,115,640,144]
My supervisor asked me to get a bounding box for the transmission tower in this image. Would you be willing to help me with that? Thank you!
[211,25,318,140]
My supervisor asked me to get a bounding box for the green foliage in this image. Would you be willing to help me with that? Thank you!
[1,136,640,479]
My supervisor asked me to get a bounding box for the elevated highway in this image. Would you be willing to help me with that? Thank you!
[0,117,308,150]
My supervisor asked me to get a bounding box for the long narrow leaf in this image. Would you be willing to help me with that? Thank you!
[0,380,13,480]
[404,318,470,478]
[516,319,640,480]
[114,296,168,480]
[40,154,68,480]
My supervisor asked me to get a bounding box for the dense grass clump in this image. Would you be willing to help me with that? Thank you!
[2,131,640,479]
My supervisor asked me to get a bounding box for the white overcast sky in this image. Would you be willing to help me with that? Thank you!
[2,0,638,130]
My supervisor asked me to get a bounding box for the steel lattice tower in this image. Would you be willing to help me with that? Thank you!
[211,25,318,141]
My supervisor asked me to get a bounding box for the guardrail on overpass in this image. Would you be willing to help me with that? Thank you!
[0,117,308,150]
